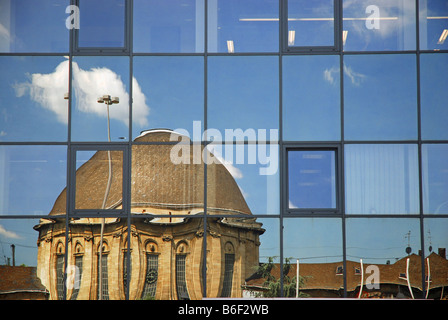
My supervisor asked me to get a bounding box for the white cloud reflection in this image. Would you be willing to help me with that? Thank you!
[14,59,150,127]
[0,224,22,240]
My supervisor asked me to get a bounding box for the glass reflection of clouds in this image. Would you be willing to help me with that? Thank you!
[0,56,69,141]
[343,0,416,51]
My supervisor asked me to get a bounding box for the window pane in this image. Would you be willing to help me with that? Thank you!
[0,56,68,142]
[420,53,448,140]
[288,150,337,210]
[343,0,416,51]
[130,136,204,217]
[422,144,448,214]
[423,218,448,300]
[345,144,419,214]
[287,0,335,48]
[207,56,278,141]
[133,0,204,53]
[343,54,417,141]
[283,55,340,141]
[208,217,275,298]
[74,150,123,211]
[0,218,46,299]
[419,0,448,51]
[0,146,66,216]
[346,218,421,298]
[132,57,203,141]
[0,0,69,53]
[78,0,126,48]
[283,218,343,298]
[208,0,278,53]
[71,57,132,142]
[206,143,279,215]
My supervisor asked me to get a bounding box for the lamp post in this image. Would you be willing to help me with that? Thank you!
[96,95,119,300]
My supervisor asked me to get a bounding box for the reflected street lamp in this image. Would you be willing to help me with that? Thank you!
[97,94,119,300]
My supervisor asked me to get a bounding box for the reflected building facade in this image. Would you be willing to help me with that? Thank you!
[34,131,264,299]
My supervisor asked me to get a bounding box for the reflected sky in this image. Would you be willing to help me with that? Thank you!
[283,218,343,264]
[132,57,203,140]
[0,0,69,53]
[346,218,421,264]
[0,145,67,215]
[344,54,417,141]
[420,54,448,140]
[78,0,126,48]
[207,56,278,139]
[343,0,416,51]
[283,55,340,141]
[0,56,69,142]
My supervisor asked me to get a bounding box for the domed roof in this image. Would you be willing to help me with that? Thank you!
[49,130,251,215]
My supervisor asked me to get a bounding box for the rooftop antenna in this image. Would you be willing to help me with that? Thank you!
[405,230,412,255]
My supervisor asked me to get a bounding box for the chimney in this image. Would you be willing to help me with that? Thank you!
[11,244,15,266]
[438,248,446,259]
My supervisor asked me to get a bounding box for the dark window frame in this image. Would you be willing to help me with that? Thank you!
[72,0,131,54]
[284,144,342,216]
[281,0,342,53]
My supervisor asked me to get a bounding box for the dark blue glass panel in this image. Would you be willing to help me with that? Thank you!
[133,0,204,53]
[343,54,417,141]
[420,54,448,140]
[78,0,126,48]
[0,0,69,52]
[283,55,340,141]
[419,0,448,50]
[422,144,448,214]
[208,0,278,53]
[288,150,336,209]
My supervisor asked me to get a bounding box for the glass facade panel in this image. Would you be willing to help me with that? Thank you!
[0,0,69,53]
[208,217,279,298]
[343,54,417,141]
[283,55,340,141]
[283,218,343,298]
[0,145,66,216]
[423,218,448,300]
[422,144,448,214]
[0,56,69,142]
[207,143,279,215]
[132,57,203,141]
[346,218,421,298]
[133,0,204,53]
[345,144,419,215]
[343,0,416,51]
[130,142,205,218]
[78,0,126,48]
[208,0,278,53]
[419,0,448,51]
[71,57,130,142]
[288,150,337,210]
[287,0,335,48]
[420,53,448,140]
[74,150,123,211]
[207,56,278,141]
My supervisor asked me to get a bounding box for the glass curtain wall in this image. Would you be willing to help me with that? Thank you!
[0,0,447,300]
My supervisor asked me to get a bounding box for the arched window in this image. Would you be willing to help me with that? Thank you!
[176,242,189,300]
[70,242,84,300]
[221,242,235,297]
[141,241,159,300]
[55,241,65,300]
[97,241,109,300]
